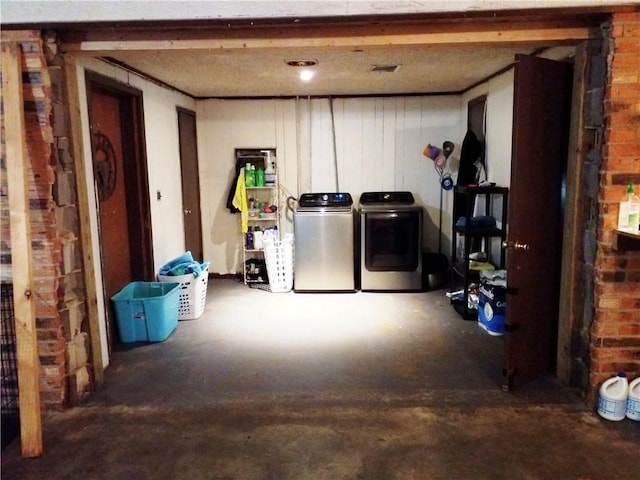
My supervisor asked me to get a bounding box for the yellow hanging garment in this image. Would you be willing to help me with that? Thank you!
[232,167,249,233]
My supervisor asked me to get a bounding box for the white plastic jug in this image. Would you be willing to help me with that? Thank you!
[597,372,629,421]
[626,376,640,421]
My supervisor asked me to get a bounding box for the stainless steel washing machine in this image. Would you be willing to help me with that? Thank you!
[294,192,356,292]
[359,191,423,291]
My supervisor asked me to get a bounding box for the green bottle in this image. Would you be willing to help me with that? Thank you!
[256,167,265,187]
[245,163,255,187]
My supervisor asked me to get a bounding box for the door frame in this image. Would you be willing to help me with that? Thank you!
[85,71,154,348]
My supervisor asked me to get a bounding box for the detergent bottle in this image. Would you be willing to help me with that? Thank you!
[597,372,629,421]
[626,376,640,421]
[617,182,640,233]
[253,226,263,250]
[245,163,255,187]
[255,167,265,187]
[262,150,276,186]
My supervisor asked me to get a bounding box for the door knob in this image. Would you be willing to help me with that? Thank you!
[184,209,192,215]
[502,240,530,251]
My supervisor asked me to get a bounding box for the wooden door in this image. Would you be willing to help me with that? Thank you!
[503,55,573,390]
[87,74,153,347]
[177,108,203,262]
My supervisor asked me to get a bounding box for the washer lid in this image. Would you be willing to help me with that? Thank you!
[359,191,415,206]
[298,192,353,208]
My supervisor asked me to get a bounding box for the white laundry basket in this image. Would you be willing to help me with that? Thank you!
[158,265,209,319]
[263,232,294,293]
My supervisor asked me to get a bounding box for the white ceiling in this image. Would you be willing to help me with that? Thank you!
[103,43,549,98]
[3,0,619,98]
[1,0,633,24]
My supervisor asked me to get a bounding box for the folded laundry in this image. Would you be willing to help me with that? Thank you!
[159,251,210,277]
[455,215,496,229]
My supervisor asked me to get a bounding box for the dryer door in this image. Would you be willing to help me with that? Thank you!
[363,211,421,272]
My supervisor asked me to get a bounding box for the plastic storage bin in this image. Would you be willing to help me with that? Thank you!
[158,266,209,320]
[263,233,294,293]
[111,282,180,342]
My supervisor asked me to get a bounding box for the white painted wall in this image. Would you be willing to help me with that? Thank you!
[75,58,196,366]
[304,96,464,254]
[199,95,464,274]
[196,99,299,274]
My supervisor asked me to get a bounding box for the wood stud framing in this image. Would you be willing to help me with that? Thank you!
[1,41,43,458]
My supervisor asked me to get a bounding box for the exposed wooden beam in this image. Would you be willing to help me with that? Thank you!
[0,30,41,43]
[557,40,590,387]
[1,42,43,458]
[63,55,105,386]
[61,20,596,55]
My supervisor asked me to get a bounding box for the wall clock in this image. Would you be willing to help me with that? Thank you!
[92,131,117,201]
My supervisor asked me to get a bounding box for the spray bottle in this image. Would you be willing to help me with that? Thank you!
[262,150,276,187]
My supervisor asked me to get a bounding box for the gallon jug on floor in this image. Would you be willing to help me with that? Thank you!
[626,376,640,421]
[598,372,629,421]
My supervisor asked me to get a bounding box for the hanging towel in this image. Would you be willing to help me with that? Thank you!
[232,167,249,233]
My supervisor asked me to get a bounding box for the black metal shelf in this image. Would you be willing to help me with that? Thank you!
[453,226,504,237]
[450,185,509,320]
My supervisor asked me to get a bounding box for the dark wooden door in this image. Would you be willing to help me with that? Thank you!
[503,54,573,390]
[177,108,203,262]
[87,74,153,347]
[89,89,132,347]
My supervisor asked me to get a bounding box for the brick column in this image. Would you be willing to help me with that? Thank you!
[1,35,66,407]
[591,12,640,403]
[1,33,94,408]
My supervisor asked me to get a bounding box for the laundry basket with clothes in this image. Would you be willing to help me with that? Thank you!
[158,252,210,320]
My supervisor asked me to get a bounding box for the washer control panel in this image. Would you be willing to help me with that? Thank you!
[298,192,353,208]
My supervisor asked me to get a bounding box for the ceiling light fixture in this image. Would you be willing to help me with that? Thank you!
[286,60,317,67]
[298,69,315,82]
[286,59,317,82]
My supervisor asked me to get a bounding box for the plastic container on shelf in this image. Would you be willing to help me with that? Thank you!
[254,226,263,250]
[617,182,640,233]
[263,150,276,186]
[111,282,180,342]
[246,226,254,250]
[255,167,265,187]
[597,372,629,421]
[245,164,256,187]
[158,265,209,320]
[626,376,640,421]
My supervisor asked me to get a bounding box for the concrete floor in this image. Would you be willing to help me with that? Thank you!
[2,278,639,479]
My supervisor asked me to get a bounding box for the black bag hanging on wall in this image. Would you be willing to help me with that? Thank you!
[453,130,483,222]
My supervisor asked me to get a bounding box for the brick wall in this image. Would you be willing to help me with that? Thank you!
[1,33,92,408]
[590,12,640,401]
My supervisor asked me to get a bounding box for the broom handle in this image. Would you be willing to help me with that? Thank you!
[438,186,443,253]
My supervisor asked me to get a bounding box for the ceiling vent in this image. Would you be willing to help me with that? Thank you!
[371,65,400,73]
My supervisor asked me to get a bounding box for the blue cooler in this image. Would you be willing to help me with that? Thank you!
[477,270,507,336]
